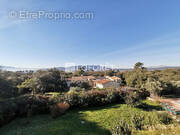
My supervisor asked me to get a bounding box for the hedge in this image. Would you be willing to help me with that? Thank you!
[0,88,145,127]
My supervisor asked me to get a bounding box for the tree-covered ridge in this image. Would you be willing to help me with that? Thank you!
[0,62,180,99]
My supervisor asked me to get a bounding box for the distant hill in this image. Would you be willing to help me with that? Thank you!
[0,65,180,72]
[147,66,180,71]
[0,66,38,72]
[55,67,65,71]
[0,65,66,72]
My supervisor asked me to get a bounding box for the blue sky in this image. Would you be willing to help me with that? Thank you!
[0,0,180,68]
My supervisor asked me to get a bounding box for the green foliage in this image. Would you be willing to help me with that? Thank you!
[83,71,105,76]
[0,100,177,135]
[0,74,16,98]
[1,62,180,99]
[145,77,168,97]
[112,120,132,135]
[124,68,148,89]
[64,90,80,107]
[170,81,180,95]
[80,81,91,89]
[153,69,180,82]
[105,89,119,103]
[34,69,68,93]
[18,69,68,94]
[69,86,89,93]
[123,91,142,106]
[0,70,32,98]
[112,110,174,135]
[134,62,144,70]
[105,69,115,76]
[131,114,145,130]
[70,81,91,90]
[64,89,143,108]
[17,78,36,94]
[73,67,85,76]
[158,112,173,125]
[123,62,180,97]
[137,100,162,111]
[0,95,50,127]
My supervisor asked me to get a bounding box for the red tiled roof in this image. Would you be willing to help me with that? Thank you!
[95,79,110,84]
[106,76,121,80]
[110,76,120,80]
[67,76,95,81]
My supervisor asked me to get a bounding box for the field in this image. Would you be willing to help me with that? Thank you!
[0,100,180,135]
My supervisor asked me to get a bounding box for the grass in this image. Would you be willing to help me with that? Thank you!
[137,127,180,135]
[0,100,180,135]
[137,100,163,111]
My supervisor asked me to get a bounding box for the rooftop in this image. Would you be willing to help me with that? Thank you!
[95,79,111,85]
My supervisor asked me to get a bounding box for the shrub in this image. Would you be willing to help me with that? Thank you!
[69,87,85,92]
[0,95,50,127]
[64,90,82,107]
[70,81,91,90]
[0,100,18,126]
[111,120,132,135]
[105,90,119,103]
[131,114,145,130]
[0,76,17,98]
[50,102,70,119]
[0,88,143,127]
[85,90,106,106]
[18,69,68,94]
[123,90,141,106]
[158,112,173,125]
[64,89,142,108]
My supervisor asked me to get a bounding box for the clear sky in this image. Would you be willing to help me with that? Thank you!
[0,0,180,68]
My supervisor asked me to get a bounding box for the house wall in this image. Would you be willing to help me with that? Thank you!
[96,81,120,89]
[96,83,104,89]
[103,82,114,88]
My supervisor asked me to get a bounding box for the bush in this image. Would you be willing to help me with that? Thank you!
[105,90,116,102]
[158,112,173,125]
[70,81,91,90]
[64,90,80,107]
[69,87,86,92]
[64,89,141,108]
[123,90,141,106]
[131,114,145,130]
[0,77,17,98]
[50,102,70,119]
[0,88,143,127]
[111,120,132,135]
[0,95,50,127]
[64,90,121,108]
[18,69,68,94]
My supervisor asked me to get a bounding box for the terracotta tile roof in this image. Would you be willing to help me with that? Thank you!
[95,79,110,84]
[110,76,120,80]
[106,76,121,80]
[67,76,95,81]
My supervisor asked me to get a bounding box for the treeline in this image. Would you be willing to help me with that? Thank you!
[122,62,180,97]
[0,71,32,98]
[0,62,180,99]
[0,87,144,127]
[0,69,68,98]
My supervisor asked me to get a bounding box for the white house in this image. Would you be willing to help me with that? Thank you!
[105,76,121,83]
[95,79,116,89]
